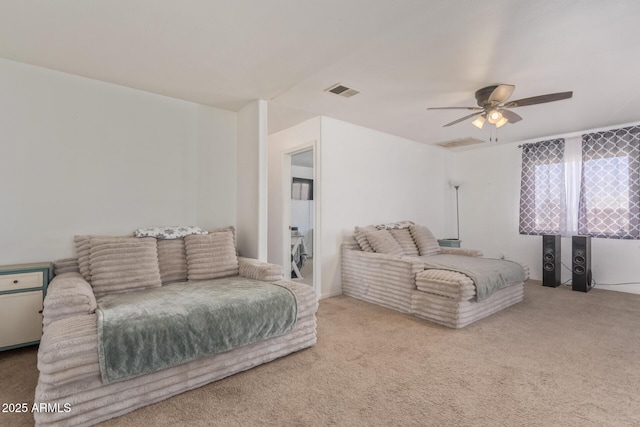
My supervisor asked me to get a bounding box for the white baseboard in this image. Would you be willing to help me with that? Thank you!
[320,289,343,300]
[596,284,640,295]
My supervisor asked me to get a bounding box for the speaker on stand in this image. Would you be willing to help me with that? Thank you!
[542,234,561,287]
[572,235,592,292]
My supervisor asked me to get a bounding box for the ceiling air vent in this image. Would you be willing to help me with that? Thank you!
[325,83,360,98]
[436,137,485,149]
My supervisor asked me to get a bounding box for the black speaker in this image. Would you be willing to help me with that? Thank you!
[572,235,592,292]
[542,234,561,287]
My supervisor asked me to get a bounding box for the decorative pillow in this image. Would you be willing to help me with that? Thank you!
[353,225,377,252]
[374,220,415,230]
[409,224,441,256]
[53,258,80,277]
[389,228,419,257]
[210,225,236,243]
[88,237,162,297]
[366,229,405,256]
[157,239,188,284]
[73,236,92,282]
[184,231,239,280]
[134,226,208,239]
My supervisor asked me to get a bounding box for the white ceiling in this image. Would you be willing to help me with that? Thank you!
[2,0,639,146]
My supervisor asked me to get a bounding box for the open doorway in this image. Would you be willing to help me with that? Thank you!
[289,149,314,287]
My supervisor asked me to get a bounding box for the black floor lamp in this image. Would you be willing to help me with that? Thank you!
[439,180,462,248]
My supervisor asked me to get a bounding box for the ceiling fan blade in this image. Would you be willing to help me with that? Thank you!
[488,84,515,103]
[503,91,573,108]
[427,106,483,110]
[443,111,483,127]
[500,109,522,123]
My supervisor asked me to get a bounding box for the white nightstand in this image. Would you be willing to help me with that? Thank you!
[0,262,52,351]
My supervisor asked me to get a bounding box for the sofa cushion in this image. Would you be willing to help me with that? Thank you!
[184,231,239,280]
[366,229,405,256]
[409,224,441,256]
[89,237,162,297]
[353,225,376,252]
[389,228,419,256]
[157,239,188,284]
[74,236,92,282]
[53,257,80,277]
[210,225,237,251]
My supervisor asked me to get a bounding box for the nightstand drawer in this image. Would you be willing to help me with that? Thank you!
[0,271,43,292]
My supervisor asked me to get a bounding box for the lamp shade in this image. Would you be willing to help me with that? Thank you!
[495,116,509,128]
[472,115,486,129]
[487,109,502,124]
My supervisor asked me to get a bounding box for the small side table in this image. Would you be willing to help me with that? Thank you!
[0,262,52,351]
[438,239,461,248]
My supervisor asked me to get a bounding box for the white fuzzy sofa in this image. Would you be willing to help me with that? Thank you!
[35,226,317,426]
[341,221,529,328]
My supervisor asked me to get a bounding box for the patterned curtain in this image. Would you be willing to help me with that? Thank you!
[519,138,566,235]
[578,125,640,238]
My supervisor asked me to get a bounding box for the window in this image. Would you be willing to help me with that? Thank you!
[519,125,640,239]
[519,139,566,235]
[578,126,640,238]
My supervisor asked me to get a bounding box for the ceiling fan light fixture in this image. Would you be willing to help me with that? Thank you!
[471,115,486,129]
[495,116,509,128]
[487,109,502,124]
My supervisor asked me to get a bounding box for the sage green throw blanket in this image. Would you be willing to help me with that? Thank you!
[96,277,297,384]
[420,254,525,301]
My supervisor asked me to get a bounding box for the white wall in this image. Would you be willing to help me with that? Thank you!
[0,58,237,264]
[455,139,640,294]
[196,105,237,229]
[236,100,268,260]
[320,117,454,297]
[268,116,454,298]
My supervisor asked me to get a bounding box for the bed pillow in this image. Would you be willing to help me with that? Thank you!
[353,225,377,252]
[185,231,239,280]
[157,239,188,284]
[389,228,419,257]
[409,225,441,256]
[88,237,162,297]
[366,229,405,256]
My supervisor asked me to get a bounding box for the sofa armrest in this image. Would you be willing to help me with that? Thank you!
[238,257,284,281]
[439,247,483,257]
[42,272,97,331]
[341,247,424,313]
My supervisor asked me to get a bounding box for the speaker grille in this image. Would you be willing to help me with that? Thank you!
[542,234,561,287]
[572,235,592,292]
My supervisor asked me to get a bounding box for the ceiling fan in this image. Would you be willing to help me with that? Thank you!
[427,84,573,128]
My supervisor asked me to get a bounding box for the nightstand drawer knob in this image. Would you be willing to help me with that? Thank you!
[13,280,18,284]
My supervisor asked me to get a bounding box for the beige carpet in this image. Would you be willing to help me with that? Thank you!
[2,281,640,427]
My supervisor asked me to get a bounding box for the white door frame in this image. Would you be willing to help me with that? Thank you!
[282,140,321,296]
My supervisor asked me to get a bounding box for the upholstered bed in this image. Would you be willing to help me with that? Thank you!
[341,222,529,328]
